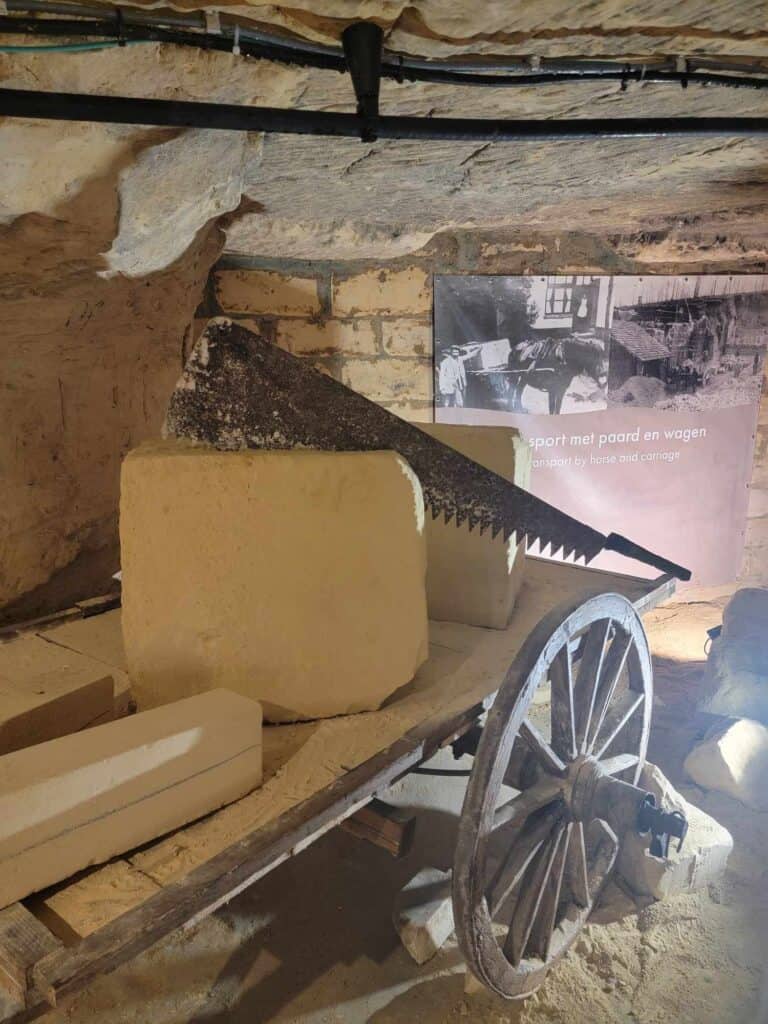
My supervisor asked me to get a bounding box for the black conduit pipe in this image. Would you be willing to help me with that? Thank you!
[2,87,768,140]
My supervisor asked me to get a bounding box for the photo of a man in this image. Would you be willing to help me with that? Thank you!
[437,344,480,407]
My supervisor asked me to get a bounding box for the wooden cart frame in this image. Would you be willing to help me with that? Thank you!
[0,559,674,1021]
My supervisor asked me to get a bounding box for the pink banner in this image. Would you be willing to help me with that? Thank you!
[435,275,768,586]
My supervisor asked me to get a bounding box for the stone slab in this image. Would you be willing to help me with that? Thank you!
[0,688,262,909]
[702,588,768,723]
[420,424,530,629]
[121,443,428,721]
[0,636,115,755]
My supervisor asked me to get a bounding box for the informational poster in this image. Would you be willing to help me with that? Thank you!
[434,275,768,586]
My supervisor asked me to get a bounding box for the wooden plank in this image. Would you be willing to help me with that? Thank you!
[0,905,60,1014]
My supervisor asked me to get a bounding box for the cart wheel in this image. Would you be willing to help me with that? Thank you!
[453,592,652,999]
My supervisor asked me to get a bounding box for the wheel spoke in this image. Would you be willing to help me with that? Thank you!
[504,825,566,967]
[520,718,566,776]
[493,775,563,831]
[486,803,563,916]
[600,752,640,776]
[586,631,632,754]
[594,693,645,760]
[565,821,590,908]
[550,645,577,760]
[574,619,612,753]
[528,822,571,961]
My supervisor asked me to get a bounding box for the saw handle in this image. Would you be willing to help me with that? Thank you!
[604,533,692,581]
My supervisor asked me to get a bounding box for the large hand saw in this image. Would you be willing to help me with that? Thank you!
[165,320,690,580]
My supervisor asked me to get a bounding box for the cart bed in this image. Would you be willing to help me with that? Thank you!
[0,558,673,1021]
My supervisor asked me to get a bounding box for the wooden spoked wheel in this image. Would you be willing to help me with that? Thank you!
[453,592,653,999]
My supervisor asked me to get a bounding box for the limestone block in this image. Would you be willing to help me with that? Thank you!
[214,269,321,316]
[393,867,454,965]
[40,610,133,716]
[0,635,115,754]
[420,424,531,629]
[0,689,262,910]
[332,267,431,317]
[617,763,732,901]
[121,443,428,721]
[684,718,768,812]
[276,318,377,356]
[702,588,768,723]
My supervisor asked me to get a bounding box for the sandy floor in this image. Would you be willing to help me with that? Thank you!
[49,599,768,1024]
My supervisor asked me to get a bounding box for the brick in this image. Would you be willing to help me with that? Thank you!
[342,358,432,405]
[333,267,431,317]
[277,318,377,356]
[214,269,321,316]
[381,319,432,358]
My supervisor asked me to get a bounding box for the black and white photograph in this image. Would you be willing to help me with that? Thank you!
[434,274,610,416]
[435,274,768,419]
[608,277,768,411]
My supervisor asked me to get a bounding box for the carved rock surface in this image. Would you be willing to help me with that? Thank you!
[617,762,733,901]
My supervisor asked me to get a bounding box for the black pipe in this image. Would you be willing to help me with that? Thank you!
[3,87,768,141]
[3,15,768,92]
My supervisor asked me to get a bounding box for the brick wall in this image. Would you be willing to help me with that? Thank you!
[207,241,768,584]
[210,262,434,423]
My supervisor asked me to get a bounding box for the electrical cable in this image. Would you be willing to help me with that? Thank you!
[0,38,147,50]
[1,6,768,93]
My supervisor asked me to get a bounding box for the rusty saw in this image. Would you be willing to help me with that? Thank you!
[165,320,690,580]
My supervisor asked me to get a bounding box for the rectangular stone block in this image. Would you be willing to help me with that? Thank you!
[394,867,454,965]
[0,636,114,754]
[419,424,531,629]
[332,267,431,317]
[276,318,377,356]
[214,269,321,316]
[0,689,262,909]
[121,443,428,721]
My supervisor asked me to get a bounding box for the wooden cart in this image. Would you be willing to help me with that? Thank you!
[0,557,674,1020]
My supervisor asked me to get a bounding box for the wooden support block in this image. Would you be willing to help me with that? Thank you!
[340,798,416,858]
[0,904,60,1014]
[0,636,115,754]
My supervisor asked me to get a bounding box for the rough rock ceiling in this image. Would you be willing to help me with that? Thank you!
[3,2,768,267]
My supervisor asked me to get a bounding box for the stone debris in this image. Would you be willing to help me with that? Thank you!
[684,718,768,812]
[701,587,768,723]
[617,762,733,900]
[393,867,454,965]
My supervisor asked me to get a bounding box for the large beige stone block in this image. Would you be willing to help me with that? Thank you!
[121,443,428,721]
[684,718,768,812]
[0,689,262,909]
[420,424,530,629]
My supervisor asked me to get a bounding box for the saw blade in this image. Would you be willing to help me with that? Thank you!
[165,320,689,579]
